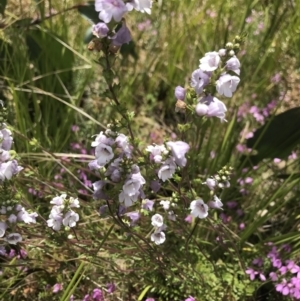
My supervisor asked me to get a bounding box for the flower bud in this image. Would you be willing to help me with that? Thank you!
[195,103,208,116]
[226,42,233,50]
[229,50,235,56]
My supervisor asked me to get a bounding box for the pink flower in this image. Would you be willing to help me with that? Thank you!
[95,0,128,23]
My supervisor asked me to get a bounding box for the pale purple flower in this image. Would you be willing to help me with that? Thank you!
[0,221,7,237]
[208,195,223,209]
[92,288,104,301]
[151,213,164,227]
[116,133,132,157]
[88,159,102,171]
[190,68,211,94]
[252,258,263,267]
[145,298,155,301]
[185,297,195,301]
[50,194,67,207]
[17,208,38,224]
[92,132,114,148]
[95,0,128,23]
[8,214,17,223]
[105,158,122,182]
[190,199,209,219]
[174,86,186,100]
[185,214,193,223]
[199,51,220,71]
[53,283,63,293]
[92,22,109,38]
[0,125,13,151]
[216,74,240,97]
[47,206,63,231]
[157,158,176,182]
[206,97,227,121]
[106,282,116,293]
[119,190,139,207]
[123,172,145,196]
[276,279,290,295]
[126,0,152,14]
[126,211,140,225]
[226,56,240,75]
[0,160,23,181]
[246,268,258,280]
[62,210,79,228]
[111,23,132,46]
[95,143,114,166]
[142,199,154,211]
[269,272,278,281]
[166,141,190,167]
[6,233,22,244]
[151,230,166,245]
[0,150,10,162]
[93,180,108,200]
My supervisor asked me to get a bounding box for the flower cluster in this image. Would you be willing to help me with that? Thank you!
[146,140,190,182]
[175,36,244,122]
[0,123,22,183]
[47,194,80,231]
[0,203,38,244]
[246,244,300,299]
[95,0,152,24]
[90,130,146,208]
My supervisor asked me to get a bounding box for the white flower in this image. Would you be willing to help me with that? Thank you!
[6,233,22,244]
[216,74,240,97]
[151,231,166,245]
[151,214,164,227]
[69,197,80,208]
[160,200,170,210]
[190,199,209,219]
[218,48,226,56]
[50,194,67,207]
[95,0,128,23]
[203,178,217,190]
[126,0,152,14]
[206,98,227,122]
[146,144,168,163]
[0,160,22,181]
[17,208,38,224]
[157,158,176,182]
[208,195,223,209]
[95,143,114,166]
[62,210,79,228]
[0,221,7,237]
[199,51,221,71]
[166,141,190,168]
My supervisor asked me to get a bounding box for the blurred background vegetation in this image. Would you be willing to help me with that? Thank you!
[1,0,300,300]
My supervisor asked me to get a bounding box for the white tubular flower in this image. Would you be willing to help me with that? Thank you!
[190,199,209,219]
[119,190,139,207]
[69,197,80,208]
[216,74,240,97]
[199,51,221,71]
[62,210,79,228]
[158,158,176,182]
[203,178,217,190]
[226,56,240,75]
[126,0,152,14]
[151,230,166,245]
[50,194,67,207]
[47,206,63,231]
[95,143,114,166]
[151,214,164,227]
[6,233,22,245]
[146,144,168,163]
[17,208,38,224]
